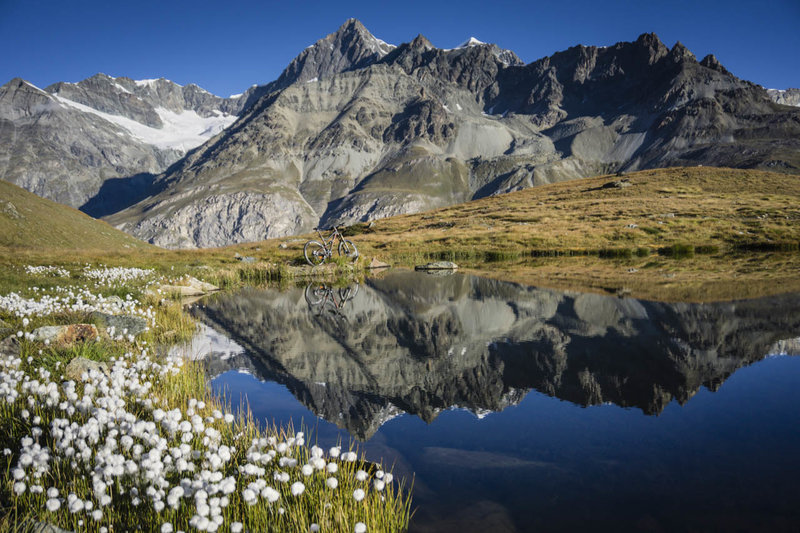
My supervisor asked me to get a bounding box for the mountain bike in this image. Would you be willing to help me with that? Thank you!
[304,226,359,266]
[304,282,359,328]
[304,282,359,307]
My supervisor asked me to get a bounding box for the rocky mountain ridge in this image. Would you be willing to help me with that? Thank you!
[3,19,800,248]
[0,74,240,216]
[106,21,800,248]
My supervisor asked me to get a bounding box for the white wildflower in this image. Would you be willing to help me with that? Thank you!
[291,481,305,496]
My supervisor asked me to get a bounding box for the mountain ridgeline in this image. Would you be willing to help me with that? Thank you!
[2,19,799,248]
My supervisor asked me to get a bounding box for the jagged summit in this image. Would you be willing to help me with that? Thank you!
[669,40,697,62]
[275,18,394,87]
[700,54,729,74]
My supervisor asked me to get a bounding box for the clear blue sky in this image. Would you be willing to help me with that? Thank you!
[1,0,798,97]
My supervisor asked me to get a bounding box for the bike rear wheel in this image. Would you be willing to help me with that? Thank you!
[304,241,327,266]
[338,239,359,262]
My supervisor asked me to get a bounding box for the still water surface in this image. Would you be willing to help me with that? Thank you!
[184,271,800,532]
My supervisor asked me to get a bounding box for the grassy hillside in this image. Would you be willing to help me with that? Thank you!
[0,179,150,251]
[2,167,799,302]
[342,166,800,259]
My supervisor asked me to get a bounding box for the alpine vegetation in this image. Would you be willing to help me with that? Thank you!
[0,266,411,532]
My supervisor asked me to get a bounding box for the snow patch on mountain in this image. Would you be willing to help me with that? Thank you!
[53,94,236,151]
[135,78,181,88]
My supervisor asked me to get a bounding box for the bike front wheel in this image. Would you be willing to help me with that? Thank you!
[338,239,359,262]
[304,241,327,266]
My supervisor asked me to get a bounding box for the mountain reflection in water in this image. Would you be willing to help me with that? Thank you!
[190,272,800,438]
[185,271,800,532]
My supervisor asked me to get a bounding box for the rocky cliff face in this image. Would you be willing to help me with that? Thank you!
[767,88,800,107]
[106,23,800,248]
[189,272,800,439]
[0,74,240,216]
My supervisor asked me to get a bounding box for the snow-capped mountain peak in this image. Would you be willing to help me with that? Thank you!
[458,37,486,48]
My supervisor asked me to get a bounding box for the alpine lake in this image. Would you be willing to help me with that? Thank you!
[172,269,800,533]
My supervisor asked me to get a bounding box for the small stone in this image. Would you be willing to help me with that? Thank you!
[602,179,632,189]
[103,295,125,307]
[30,522,72,533]
[183,276,219,293]
[65,357,110,382]
[0,317,12,340]
[2,201,22,220]
[31,324,98,346]
[368,258,390,269]
[157,285,205,297]
[415,261,458,271]
[237,256,256,263]
[91,312,148,337]
[0,336,21,357]
[279,243,288,249]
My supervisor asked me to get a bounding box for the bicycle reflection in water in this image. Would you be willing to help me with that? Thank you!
[304,283,359,328]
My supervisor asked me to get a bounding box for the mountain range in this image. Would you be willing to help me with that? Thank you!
[2,19,799,248]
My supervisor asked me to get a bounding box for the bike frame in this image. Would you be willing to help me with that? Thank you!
[315,226,343,254]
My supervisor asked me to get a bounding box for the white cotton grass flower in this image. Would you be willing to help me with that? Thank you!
[326,477,339,489]
[231,523,243,533]
[374,479,385,491]
[356,469,368,482]
[46,498,61,512]
[353,488,366,502]
[355,522,367,533]
[291,481,305,496]
[262,486,280,503]
[342,451,358,462]
[161,523,173,533]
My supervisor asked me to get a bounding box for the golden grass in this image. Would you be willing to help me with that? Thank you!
[3,167,799,302]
